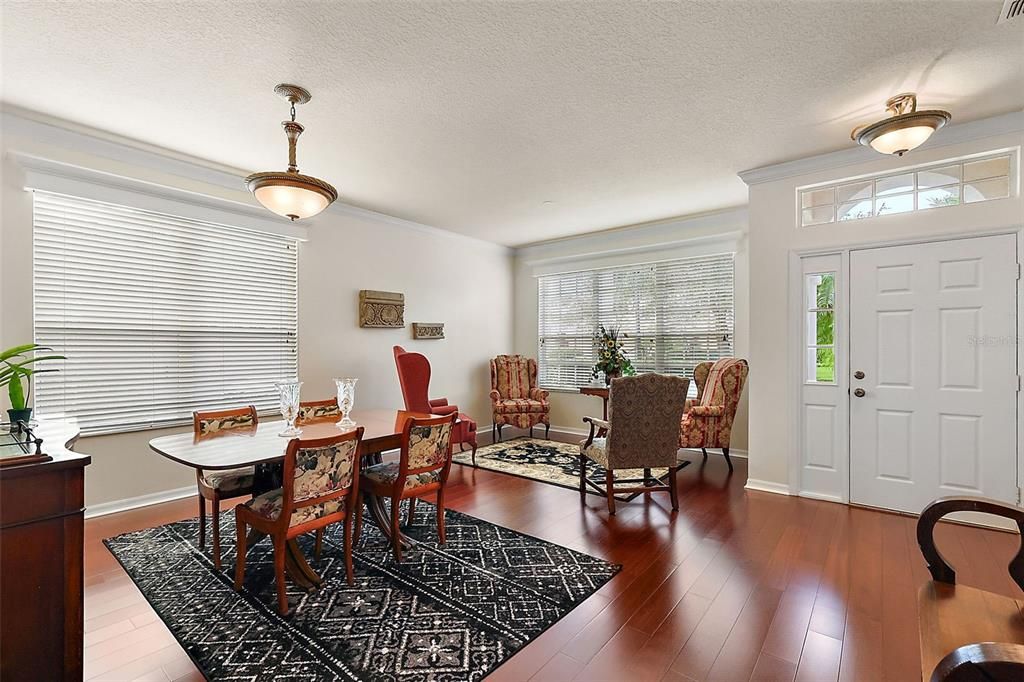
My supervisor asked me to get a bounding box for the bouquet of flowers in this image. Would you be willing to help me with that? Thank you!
[592,325,635,383]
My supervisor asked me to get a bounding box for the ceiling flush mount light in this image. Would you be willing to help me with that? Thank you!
[851,93,951,156]
[245,84,337,221]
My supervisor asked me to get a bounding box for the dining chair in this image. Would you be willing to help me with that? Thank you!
[579,373,689,515]
[356,413,456,562]
[192,405,258,569]
[233,427,364,616]
[297,397,341,423]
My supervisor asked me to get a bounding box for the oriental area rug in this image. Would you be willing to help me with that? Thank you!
[453,436,691,500]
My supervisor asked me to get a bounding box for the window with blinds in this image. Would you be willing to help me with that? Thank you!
[537,254,734,390]
[32,191,299,435]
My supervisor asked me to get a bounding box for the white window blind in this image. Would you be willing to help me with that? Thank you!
[538,254,734,390]
[32,191,299,435]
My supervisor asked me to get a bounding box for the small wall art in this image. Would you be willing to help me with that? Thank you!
[359,290,405,328]
[412,322,445,340]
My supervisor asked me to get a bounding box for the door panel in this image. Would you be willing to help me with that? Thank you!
[849,234,1017,514]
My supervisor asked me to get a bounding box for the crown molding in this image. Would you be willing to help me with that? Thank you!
[517,205,747,268]
[738,110,1024,186]
[0,105,511,254]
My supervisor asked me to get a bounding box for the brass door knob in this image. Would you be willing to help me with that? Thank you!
[854,371,865,380]
[853,388,866,397]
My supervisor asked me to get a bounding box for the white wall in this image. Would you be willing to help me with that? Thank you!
[741,112,1024,493]
[512,209,750,448]
[0,109,513,509]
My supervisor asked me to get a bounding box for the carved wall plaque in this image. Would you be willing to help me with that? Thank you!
[359,290,405,328]
[413,322,445,339]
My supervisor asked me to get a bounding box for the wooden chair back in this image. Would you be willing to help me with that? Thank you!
[606,373,689,469]
[396,413,456,485]
[192,405,258,437]
[280,428,364,530]
[297,398,340,423]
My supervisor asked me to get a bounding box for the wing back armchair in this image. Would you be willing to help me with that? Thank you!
[679,357,748,472]
[489,354,550,441]
[393,346,478,464]
[579,373,689,514]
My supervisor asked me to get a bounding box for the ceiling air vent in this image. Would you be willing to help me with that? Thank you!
[998,0,1024,23]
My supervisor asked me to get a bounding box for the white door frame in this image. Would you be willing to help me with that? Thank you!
[788,226,1024,508]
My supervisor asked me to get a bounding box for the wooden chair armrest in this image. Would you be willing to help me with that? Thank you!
[582,416,610,448]
[917,496,1024,591]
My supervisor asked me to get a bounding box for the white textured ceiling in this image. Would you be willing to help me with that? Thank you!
[2,1,1022,246]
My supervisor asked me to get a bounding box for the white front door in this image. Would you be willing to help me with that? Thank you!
[849,234,1018,514]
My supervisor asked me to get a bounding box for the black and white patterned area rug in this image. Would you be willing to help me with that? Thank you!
[453,437,690,500]
[104,501,619,681]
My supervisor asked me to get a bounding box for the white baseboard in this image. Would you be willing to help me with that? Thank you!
[86,485,194,519]
[744,479,793,496]
[798,490,845,504]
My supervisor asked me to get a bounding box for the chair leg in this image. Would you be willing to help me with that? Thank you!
[723,447,734,472]
[407,497,417,527]
[272,536,288,616]
[578,454,587,501]
[471,443,478,467]
[343,516,355,586]
[545,423,550,439]
[669,466,679,511]
[197,494,206,550]
[491,423,496,443]
[605,470,616,515]
[314,529,323,560]
[211,497,222,570]
[701,447,708,461]
[529,424,534,439]
[234,516,247,591]
[391,497,403,562]
[436,490,447,545]
[353,493,364,548]
[496,424,503,442]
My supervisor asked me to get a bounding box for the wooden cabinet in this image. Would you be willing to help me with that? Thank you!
[0,421,88,682]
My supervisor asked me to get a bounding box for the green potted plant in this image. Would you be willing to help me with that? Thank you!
[0,344,64,426]
[592,325,636,385]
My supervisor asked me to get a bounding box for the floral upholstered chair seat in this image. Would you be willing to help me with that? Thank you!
[200,467,255,492]
[362,462,441,490]
[493,398,549,413]
[489,354,551,438]
[297,400,341,423]
[244,488,345,527]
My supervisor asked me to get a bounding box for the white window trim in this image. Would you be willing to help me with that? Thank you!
[796,147,1019,229]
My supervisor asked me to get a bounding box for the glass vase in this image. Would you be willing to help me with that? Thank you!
[334,377,358,429]
[274,380,303,437]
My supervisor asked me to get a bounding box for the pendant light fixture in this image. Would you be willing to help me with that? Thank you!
[245,84,338,221]
[851,93,951,156]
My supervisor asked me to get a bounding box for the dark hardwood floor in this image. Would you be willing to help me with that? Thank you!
[82,455,1024,681]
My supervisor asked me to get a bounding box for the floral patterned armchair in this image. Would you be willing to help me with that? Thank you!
[679,358,748,472]
[489,354,550,441]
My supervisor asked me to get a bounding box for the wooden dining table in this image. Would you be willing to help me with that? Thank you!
[149,408,438,591]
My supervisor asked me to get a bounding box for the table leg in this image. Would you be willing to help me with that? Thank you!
[358,451,415,549]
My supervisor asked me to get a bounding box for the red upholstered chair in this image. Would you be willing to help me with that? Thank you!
[392,346,479,465]
[679,357,748,472]
[489,354,550,442]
